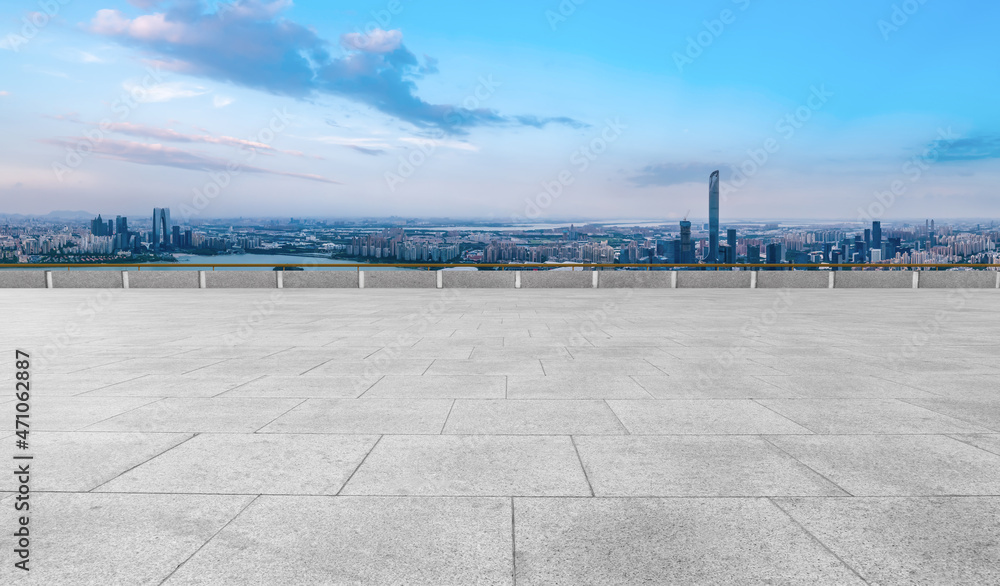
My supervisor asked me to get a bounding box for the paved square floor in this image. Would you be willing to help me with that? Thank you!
[2,287,999,584]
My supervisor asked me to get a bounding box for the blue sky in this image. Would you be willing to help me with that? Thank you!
[1,0,997,221]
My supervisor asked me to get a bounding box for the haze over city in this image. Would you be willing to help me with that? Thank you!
[2,0,999,220]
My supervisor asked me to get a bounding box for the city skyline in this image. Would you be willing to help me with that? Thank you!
[1,1,999,220]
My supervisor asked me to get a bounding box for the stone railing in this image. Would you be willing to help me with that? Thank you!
[1,269,998,289]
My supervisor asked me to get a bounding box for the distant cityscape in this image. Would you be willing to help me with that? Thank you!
[2,208,997,269]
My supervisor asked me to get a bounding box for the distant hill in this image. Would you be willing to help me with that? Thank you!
[43,210,96,220]
[0,210,95,221]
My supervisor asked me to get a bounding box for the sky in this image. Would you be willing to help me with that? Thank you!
[0,0,998,222]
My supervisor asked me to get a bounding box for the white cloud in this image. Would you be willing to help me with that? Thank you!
[123,81,208,103]
[399,137,479,152]
[340,29,403,54]
[0,91,9,97]
[212,95,235,108]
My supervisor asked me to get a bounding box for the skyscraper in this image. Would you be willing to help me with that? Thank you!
[679,220,693,264]
[708,170,720,263]
[90,214,106,236]
[872,221,882,252]
[152,207,172,251]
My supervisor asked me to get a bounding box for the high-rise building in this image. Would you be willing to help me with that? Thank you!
[679,220,694,264]
[90,214,107,236]
[727,228,736,252]
[746,245,760,264]
[152,208,171,251]
[172,225,181,248]
[765,243,783,270]
[872,221,882,251]
[708,170,720,263]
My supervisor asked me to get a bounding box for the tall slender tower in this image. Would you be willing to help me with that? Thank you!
[708,170,720,263]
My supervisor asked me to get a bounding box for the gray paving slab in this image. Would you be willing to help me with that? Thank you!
[0,431,192,492]
[98,433,379,495]
[903,397,1000,432]
[949,433,1000,456]
[342,435,591,496]
[32,396,161,430]
[506,375,652,399]
[608,399,812,434]
[260,398,452,434]
[757,398,993,434]
[631,374,791,398]
[0,492,253,585]
[514,497,865,586]
[776,497,1000,585]
[86,397,304,433]
[443,400,626,435]
[574,436,846,496]
[753,374,937,398]
[218,374,378,398]
[162,496,513,586]
[26,371,144,395]
[768,435,1000,496]
[304,358,435,376]
[423,359,545,376]
[363,375,506,398]
[84,373,264,397]
[540,358,665,376]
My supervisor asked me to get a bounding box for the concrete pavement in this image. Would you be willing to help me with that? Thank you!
[2,288,999,584]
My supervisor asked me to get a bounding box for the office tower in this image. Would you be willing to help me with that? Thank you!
[116,216,128,235]
[870,249,882,262]
[679,220,694,263]
[872,221,882,251]
[765,243,782,270]
[172,225,181,248]
[152,207,172,251]
[719,245,735,264]
[887,237,901,259]
[853,236,866,263]
[708,170,720,263]
[107,219,115,236]
[831,249,842,266]
[184,229,193,248]
[864,228,871,246]
[727,228,736,251]
[747,245,760,264]
[823,242,833,262]
[91,214,106,236]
